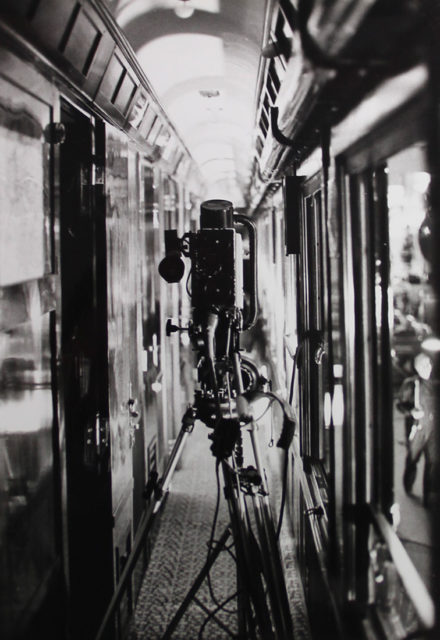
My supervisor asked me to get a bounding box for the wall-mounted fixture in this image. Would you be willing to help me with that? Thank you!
[174,0,194,19]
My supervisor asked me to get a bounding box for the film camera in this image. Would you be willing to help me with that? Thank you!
[159,199,294,460]
[158,199,264,455]
[158,199,256,324]
[156,200,295,638]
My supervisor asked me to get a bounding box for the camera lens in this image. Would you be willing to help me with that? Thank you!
[200,199,233,229]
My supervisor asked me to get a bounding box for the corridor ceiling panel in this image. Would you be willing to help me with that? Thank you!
[107,0,267,205]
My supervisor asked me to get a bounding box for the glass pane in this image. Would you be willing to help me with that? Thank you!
[141,164,162,450]
[302,190,331,467]
[142,164,161,347]
[0,313,56,635]
[387,143,436,592]
[0,76,51,286]
[161,177,181,437]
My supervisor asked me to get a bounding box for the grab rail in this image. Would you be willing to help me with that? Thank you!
[369,507,435,630]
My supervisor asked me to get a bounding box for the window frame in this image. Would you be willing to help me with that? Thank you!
[337,91,435,622]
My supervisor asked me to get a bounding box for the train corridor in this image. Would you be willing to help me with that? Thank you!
[0,2,439,639]
[128,421,311,640]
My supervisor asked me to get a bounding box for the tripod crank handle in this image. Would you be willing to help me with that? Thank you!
[166,318,190,336]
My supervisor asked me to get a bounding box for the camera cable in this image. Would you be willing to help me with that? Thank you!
[276,344,300,539]
[205,459,238,616]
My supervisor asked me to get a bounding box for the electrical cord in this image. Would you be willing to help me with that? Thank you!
[276,343,301,539]
[185,267,192,297]
[205,460,237,615]
[224,543,236,562]
[197,591,239,640]
[244,496,266,580]
[276,450,289,540]
[205,459,222,605]
[254,397,276,422]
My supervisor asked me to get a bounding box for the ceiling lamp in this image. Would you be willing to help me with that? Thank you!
[174,0,194,19]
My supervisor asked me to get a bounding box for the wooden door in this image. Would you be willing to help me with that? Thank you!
[59,100,113,640]
[105,127,145,627]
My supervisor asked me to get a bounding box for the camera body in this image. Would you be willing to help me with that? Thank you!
[190,226,243,313]
[159,199,260,453]
[159,199,255,325]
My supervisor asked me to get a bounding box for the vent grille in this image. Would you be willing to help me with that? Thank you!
[255,1,295,166]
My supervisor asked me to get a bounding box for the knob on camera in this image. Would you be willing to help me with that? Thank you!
[158,229,185,283]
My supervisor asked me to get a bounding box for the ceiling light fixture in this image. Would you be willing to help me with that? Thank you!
[199,89,221,98]
[174,0,194,19]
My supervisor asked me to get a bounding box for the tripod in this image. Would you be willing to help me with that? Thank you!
[156,199,295,638]
[96,200,295,640]
[159,389,295,639]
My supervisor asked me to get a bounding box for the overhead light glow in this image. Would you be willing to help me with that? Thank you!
[137,35,224,95]
[331,384,344,428]
[117,0,219,28]
[199,89,221,98]
[174,0,194,18]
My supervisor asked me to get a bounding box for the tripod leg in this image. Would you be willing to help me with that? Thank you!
[251,493,294,638]
[154,415,196,513]
[235,545,260,640]
[95,420,195,640]
[222,461,275,640]
[161,527,231,640]
[248,426,295,639]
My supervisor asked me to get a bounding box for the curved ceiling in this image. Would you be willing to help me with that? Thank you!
[107,0,267,206]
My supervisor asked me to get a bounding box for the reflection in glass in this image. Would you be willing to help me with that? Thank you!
[0,75,50,286]
[128,91,148,129]
[0,313,56,637]
[388,144,436,592]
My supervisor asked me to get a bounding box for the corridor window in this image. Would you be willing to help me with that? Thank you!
[387,143,435,592]
[347,139,436,602]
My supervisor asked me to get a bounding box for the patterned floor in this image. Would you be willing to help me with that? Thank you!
[129,423,311,640]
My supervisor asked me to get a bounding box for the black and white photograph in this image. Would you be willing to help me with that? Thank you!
[0,1,438,638]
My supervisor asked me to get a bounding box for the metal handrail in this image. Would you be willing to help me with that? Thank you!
[94,425,191,640]
[369,506,435,630]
